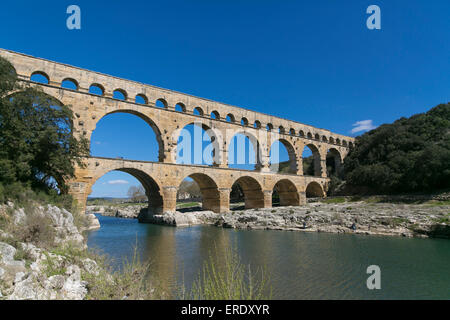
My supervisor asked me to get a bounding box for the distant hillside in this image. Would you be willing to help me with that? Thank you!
[343,103,450,194]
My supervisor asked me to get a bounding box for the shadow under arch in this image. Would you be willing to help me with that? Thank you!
[93,109,164,162]
[305,181,325,198]
[269,138,298,173]
[175,121,223,166]
[231,176,265,209]
[228,131,263,170]
[179,173,221,212]
[272,179,300,206]
[326,148,342,176]
[303,143,322,177]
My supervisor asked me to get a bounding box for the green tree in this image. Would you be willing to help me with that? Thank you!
[0,56,89,195]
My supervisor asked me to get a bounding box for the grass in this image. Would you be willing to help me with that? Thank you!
[182,246,272,300]
[425,200,450,207]
[323,197,347,204]
[0,182,74,212]
[42,252,67,277]
[433,213,450,224]
[381,217,410,227]
[82,244,272,300]
[176,202,200,209]
[82,246,167,300]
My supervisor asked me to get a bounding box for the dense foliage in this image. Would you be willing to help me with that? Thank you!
[0,56,89,200]
[343,103,450,193]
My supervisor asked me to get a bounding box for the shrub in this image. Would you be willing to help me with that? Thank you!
[11,210,56,249]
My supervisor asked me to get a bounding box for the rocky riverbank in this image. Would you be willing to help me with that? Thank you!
[86,204,144,219]
[144,201,450,238]
[0,202,103,299]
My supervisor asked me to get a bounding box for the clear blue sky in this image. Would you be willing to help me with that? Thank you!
[2,0,449,197]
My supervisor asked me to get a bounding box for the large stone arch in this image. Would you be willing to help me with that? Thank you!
[272,179,300,206]
[92,109,165,162]
[231,176,265,209]
[173,120,223,166]
[269,138,298,173]
[89,167,164,216]
[305,181,325,198]
[178,173,223,212]
[227,131,263,170]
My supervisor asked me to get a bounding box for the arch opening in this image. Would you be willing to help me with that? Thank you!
[272,179,299,207]
[90,111,164,162]
[230,176,264,210]
[175,103,186,112]
[228,132,262,171]
[193,107,204,116]
[61,78,78,90]
[30,71,49,84]
[326,148,342,177]
[226,113,235,123]
[302,144,322,177]
[176,123,220,166]
[178,173,221,212]
[88,169,163,216]
[89,84,104,96]
[113,89,127,100]
[305,181,324,198]
[210,110,220,120]
[135,94,148,105]
[269,139,297,174]
[156,98,168,109]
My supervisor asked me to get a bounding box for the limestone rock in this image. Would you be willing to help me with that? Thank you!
[84,213,100,231]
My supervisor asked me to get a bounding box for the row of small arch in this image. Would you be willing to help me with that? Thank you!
[29,71,353,148]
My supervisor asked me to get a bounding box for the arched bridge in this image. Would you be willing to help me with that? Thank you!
[0,49,355,216]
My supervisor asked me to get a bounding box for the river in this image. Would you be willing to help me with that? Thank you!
[86,214,450,299]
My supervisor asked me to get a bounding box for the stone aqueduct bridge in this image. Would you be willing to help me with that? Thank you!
[0,49,355,216]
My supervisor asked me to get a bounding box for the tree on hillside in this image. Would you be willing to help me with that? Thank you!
[343,103,450,193]
[177,180,201,200]
[127,185,147,203]
[0,56,89,195]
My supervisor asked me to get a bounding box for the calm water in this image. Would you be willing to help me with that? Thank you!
[87,215,450,299]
